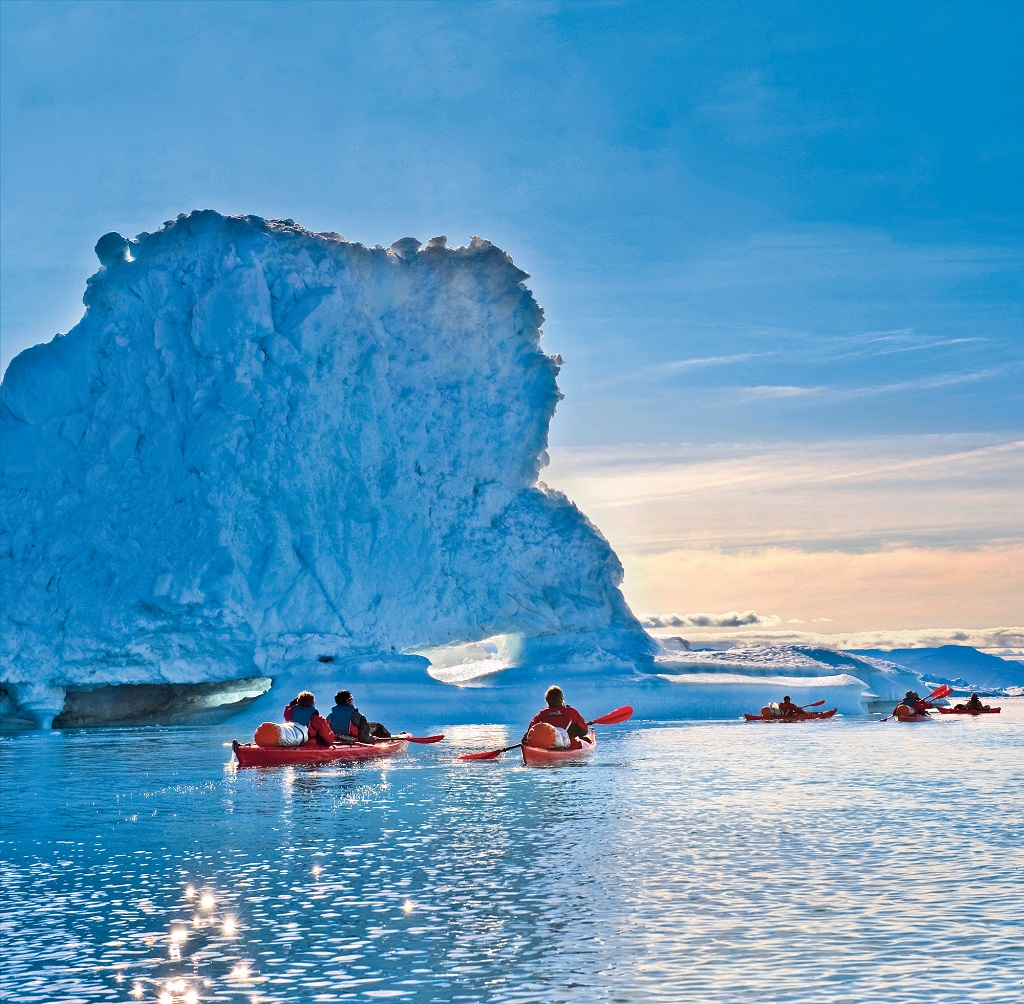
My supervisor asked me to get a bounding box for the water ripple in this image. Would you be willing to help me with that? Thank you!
[1,706,1022,1002]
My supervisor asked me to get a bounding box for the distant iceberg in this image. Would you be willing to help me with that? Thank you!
[1,211,652,726]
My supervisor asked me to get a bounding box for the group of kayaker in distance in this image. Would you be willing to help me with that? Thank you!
[256,682,995,756]
[889,687,994,718]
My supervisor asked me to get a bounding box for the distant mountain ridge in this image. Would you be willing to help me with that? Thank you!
[851,645,1024,695]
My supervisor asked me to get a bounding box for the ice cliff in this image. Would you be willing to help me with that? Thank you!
[1,211,652,727]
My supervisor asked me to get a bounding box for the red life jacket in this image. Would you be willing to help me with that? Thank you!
[529,705,588,747]
[531,706,584,732]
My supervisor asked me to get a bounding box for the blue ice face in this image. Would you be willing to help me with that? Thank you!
[0,213,648,718]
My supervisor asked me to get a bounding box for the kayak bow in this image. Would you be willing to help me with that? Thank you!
[521,731,597,765]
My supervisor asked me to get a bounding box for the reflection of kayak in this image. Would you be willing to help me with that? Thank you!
[521,731,596,765]
[938,707,1001,715]
[743,709,837,722]
[232,736,409,768]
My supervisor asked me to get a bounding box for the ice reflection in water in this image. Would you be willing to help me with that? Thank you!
[1,708,1022,1002]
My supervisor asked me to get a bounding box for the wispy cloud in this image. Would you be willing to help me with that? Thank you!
[743,384,823,399]
[586,352,770,390]
[737,364,1016,404]
[545,435,1024,538]
[641,610,782,629]
[542,436,1024,633]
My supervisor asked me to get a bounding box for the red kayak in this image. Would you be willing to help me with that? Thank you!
[232,736,410,768]
[521,731,596,765]
[743,709,837,722]
[938,706,1001,715]
[893,713,932,722]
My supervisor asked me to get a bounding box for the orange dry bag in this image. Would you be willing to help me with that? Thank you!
[526,722,558,750]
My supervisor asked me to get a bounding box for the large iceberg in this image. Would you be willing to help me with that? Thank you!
[5,210,1014,732]
[1,211,652,727]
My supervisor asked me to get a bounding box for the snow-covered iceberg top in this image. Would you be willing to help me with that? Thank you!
[652,642,921,695]
[1,211,651,724]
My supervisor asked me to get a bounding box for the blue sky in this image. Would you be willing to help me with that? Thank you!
[2,1,1022,641]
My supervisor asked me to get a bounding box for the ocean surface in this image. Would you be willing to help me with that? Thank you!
[2,701,1022,1004]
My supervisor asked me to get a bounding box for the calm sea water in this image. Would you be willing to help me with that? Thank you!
[2,702,1022,1004]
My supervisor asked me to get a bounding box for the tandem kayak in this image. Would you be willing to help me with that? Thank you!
[521,731,596,766]
[938,707,1001,715]
[743,709,837,722]
[232,736,410,768]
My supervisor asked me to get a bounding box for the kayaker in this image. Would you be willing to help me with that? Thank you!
[956,693,987,712]
[525,686,591,750]
[283,691,336,746]
[778,696,802,716]
[893,691,929,718]
[326,690,391,744]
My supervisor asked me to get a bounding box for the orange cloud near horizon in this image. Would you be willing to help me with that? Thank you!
[544,435,1024,634]
[620,544,1024,634]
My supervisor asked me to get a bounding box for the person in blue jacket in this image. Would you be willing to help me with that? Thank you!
[283,691,335,746]
[327,690,391,743]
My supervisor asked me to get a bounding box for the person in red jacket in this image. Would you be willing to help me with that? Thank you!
[778,696,803,716]
[284,691,336,746]
[526,686,591,750]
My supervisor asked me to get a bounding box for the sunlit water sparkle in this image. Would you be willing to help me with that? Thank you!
[1,704,1022,1003]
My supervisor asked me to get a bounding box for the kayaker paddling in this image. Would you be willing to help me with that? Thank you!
[879,684,951,722]
[459,705,633,761]
[745,699,833,722]
[326,690,391,744]
[524,686,592,751]
[954,693,988,712]
[892,690,931,719]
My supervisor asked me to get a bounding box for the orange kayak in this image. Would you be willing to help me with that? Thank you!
[521,731,596,766]
[743,709,837,722]
[232,736,409,768]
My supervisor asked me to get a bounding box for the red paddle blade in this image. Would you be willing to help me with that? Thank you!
[802,700,826,708]
[590,706,633,726]
[458,747,508,761]
[404,734,445,744]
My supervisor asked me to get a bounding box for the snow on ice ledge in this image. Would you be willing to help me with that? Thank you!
[1,210,655,727]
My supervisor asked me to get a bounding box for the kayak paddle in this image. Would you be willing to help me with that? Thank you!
[389,734,444,744]
[797,700,826,710]
[459,706,634,761]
